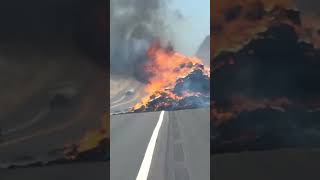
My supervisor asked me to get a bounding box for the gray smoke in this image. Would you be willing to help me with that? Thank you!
[110,0,172,78]
[196,35,210,66]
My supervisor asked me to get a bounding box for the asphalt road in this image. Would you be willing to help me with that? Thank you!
[110,108,210,180]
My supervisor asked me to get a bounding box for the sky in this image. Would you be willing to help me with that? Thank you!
[166,0,210,56]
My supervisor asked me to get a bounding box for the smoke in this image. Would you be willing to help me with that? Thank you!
[110,0,172,79]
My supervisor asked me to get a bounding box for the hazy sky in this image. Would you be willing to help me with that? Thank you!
[166,0,210,56]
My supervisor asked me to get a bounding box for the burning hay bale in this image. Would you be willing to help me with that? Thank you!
[130,42,210,112]
[133,69,210,112]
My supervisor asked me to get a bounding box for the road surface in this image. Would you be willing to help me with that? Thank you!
[110,78,209,180]
[111,108,210,180]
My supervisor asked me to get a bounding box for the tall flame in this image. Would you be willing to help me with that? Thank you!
[132,41,210,111]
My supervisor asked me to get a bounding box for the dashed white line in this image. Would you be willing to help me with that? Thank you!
[136,111,165,180]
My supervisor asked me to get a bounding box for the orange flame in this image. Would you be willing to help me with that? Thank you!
[212,0,297,57]
[64,112,108,160]
[212,96,292,126]
[132,42,210,111]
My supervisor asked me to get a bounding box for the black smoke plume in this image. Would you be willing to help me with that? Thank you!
[110,0,169,80]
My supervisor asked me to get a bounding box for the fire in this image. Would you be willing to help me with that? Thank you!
[212,0,320,126]
[63,112,108,160]
[212,96,291,126]
[212,0,320,59]
[131,41,210,112]
[212,0,298,57]
[212,0,320,153]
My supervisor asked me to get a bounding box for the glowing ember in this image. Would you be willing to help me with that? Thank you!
[130,41,210,112]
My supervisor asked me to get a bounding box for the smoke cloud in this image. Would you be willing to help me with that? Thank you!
[110,0,171,79]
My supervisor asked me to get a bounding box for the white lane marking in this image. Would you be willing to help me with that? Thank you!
[136,111,165,180]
